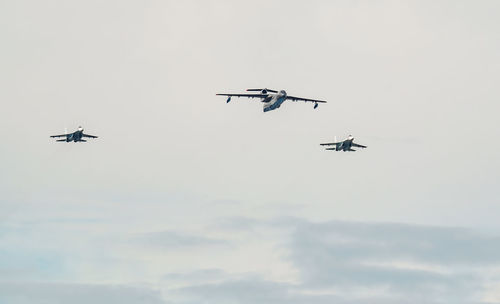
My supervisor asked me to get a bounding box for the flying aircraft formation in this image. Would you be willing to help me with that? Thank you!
[50,88,366,152]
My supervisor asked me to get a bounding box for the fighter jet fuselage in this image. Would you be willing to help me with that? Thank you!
[63,130,84,142]
[336,137,355,151]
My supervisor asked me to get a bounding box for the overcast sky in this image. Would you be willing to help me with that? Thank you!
[1,1,500,303]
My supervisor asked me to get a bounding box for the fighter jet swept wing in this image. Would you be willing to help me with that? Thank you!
[351,143,367,148]
[82,133,98,138]
[50,134,68,138]
[320,142,341,146]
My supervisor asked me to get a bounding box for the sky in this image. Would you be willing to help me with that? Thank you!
[1,0,499,303]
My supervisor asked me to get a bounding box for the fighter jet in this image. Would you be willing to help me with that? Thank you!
[320,135,367,152]
[50,126,98,142]
[216,88,327,112]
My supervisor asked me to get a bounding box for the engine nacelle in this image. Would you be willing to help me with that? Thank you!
[261,89,267,94]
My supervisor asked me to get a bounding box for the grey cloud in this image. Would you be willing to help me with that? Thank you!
[163,269,226,282]
[286,219,499,300]
[135,231,229,249]
[169,217,500,304]
[175,278,332,304]
[0,281,165,304]
[173,276,482,304]
[214,216,262,231]
[288,219,500,265]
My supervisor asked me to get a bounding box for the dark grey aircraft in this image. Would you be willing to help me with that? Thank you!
[50,126,98,142]
[320,135,367,152]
